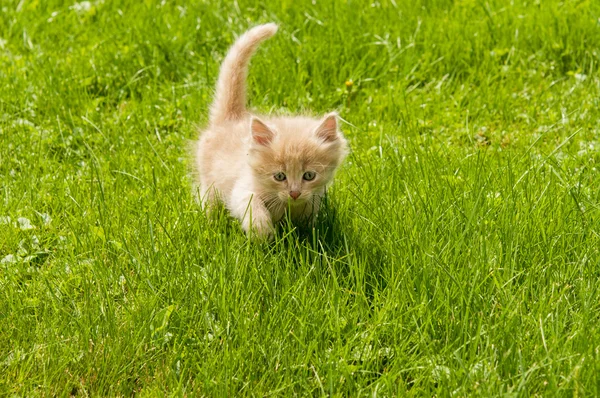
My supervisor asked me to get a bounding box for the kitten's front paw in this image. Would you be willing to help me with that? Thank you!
[243,216,274,241]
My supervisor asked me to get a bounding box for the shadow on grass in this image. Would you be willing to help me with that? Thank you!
[275,195,389,304]
[189,193,389,304]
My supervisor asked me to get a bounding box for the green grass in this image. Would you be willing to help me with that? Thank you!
[1,0,600,395]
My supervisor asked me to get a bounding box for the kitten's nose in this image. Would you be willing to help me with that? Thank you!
[289,191,301,200]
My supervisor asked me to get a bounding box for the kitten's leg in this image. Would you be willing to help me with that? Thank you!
[198,183,220,216]
[229,190,274,239]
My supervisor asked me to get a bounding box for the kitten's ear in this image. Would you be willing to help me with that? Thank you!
[315,112,339,142]
[251,117,275,146]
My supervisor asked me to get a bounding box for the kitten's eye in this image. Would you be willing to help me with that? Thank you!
[303,171,316,181]
[273,172,287,182]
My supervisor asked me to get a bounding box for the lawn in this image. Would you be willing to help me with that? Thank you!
[1,0,599,395]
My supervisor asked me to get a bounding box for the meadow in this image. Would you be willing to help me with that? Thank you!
[1,0,599,395]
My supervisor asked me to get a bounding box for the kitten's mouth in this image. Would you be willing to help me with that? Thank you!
[280,196,308,206]
[286,198,306,205]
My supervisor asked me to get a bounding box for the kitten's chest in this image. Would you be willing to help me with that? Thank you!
[268,206,286,223]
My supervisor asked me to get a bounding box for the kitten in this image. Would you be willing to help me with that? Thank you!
[194,23,348,239]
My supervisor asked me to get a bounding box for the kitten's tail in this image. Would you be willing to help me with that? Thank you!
[209,23,278,125]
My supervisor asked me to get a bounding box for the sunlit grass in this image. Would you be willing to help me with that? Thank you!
[1,0,599,395]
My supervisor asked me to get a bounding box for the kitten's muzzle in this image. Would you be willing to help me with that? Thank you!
[289,191,301,200]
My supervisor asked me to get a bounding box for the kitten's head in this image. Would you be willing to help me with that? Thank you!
[247,113,348,210]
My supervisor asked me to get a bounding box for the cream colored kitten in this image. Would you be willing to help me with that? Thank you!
[195,23,348,239]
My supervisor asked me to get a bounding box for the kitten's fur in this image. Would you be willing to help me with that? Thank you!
[194,23,348,239]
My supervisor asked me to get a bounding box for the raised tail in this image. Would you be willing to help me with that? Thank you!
[209,23,278,125]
